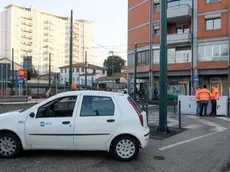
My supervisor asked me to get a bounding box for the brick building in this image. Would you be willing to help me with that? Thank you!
[128,0,230,98]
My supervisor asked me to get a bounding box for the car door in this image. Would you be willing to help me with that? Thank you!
[25,96,78,149]
[74,95,121,150]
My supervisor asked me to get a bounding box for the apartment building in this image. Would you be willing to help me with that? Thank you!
[0,4,93,74]
[128,0,230,97]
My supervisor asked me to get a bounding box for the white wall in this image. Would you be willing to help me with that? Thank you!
[59,67,106,85]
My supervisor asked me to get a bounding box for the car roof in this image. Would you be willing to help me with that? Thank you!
[56,90,126,97]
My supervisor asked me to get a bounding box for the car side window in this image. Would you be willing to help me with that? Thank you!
[80,96,115,117]
[36,96,77,118]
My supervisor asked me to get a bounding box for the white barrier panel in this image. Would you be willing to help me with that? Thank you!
[178,96,228,116]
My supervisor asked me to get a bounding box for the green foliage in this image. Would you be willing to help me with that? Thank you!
[103,55,125,76]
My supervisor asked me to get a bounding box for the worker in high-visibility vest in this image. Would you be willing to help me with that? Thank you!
[209,85,220,116]
[195,86,201,116]
[197,84,212,116]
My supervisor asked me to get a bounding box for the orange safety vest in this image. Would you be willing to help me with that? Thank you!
[197,88,212,101]
[211,87,220,100]
[196,89,200,100]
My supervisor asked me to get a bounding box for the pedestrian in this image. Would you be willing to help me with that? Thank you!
[196,86,201,116]
[209,85,220,116]
[197,84,212,116]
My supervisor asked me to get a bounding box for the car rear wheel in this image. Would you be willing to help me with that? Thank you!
[112,136,139,161]
[0,133,21,158]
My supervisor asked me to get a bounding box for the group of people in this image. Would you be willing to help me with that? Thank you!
[196,85,220,116]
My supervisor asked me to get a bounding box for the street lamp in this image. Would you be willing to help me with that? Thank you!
[109,51,115,90]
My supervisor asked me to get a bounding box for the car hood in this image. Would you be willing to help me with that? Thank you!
[0,110,25,119]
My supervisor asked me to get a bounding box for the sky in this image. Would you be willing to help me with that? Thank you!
[0,0,128,66]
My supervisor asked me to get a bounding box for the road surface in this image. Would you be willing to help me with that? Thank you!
[0,106,230,172]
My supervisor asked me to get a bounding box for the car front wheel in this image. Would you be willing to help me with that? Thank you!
[112,136,139,161]
[0,133,21,158]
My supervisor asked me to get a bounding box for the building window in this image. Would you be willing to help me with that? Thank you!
[205,18,221,30]
[175,47,191,63]
[206,0,220,3]
[93,69,96,73]
[153,49,159,64]
[154,3,160,12]
[137,50,149,66]
[65,68,67,73]
[82,68,84,72]
[198,43,228,61]
[154,29,160,36]
[176,25,190,34]
[76,68,79,72]
[168,48,176,64]
[103,70,105,74]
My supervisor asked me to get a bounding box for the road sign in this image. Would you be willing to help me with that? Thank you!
[194,75,199,82]
[18,78,24,86]
[18,68,25,78]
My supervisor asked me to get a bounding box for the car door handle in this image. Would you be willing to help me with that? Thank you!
[107,119,115,123]
[62,121,71,125]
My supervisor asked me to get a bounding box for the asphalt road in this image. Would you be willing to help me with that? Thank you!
[1,106,230,172]
[0,129,229,172]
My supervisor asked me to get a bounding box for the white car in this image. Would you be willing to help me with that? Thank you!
[0,91,150,161]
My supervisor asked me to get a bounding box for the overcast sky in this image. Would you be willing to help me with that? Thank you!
[0,0,128,66]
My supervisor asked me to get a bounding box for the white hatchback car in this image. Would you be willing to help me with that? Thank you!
[0,91,150,161]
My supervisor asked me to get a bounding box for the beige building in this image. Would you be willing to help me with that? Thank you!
[0,4,93,74]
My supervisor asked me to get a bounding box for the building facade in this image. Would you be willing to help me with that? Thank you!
[128,0,230,98]
[59,63,107,87]
[0,4,93,74]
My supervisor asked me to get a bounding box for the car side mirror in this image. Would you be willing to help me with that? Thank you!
[29,112,35,118]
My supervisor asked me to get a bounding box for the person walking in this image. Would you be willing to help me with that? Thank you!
[196,86,201,116]
[209,85,220,116]
[197,84,212,116]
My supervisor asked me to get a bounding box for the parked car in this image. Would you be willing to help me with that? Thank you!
[117,88,128,94]
[0,91,150,161]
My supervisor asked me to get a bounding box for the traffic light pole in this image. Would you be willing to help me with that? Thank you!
[133,41,138,101]
[49,53,51,90]
[69,10,73,90]
[85,51,87,88]
[11,48,15,95]
[157,0,169,132]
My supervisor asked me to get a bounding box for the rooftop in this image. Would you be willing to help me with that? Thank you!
[59,63,107,70]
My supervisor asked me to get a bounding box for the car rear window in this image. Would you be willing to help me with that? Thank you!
[127,97,142,113]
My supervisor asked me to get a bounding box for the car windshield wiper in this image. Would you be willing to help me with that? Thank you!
[19,107,29,113]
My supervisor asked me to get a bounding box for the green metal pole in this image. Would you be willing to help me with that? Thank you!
[49,53,51,90]
[69,10,73,90]
[157,0,169,132]
[133,41,138,101]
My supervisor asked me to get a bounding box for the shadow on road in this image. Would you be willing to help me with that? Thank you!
[18,150,113,159]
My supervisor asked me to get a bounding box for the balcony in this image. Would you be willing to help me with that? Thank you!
[21,28,32,33]
[21,35,32,39]
[21,22,33,26]
[167,33,192,45]
[21,16,33,20]
[21,48,32,52]
[167,4,192,24]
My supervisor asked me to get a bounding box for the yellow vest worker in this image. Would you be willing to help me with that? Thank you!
[197,84,211,116]
[210,86,220,116]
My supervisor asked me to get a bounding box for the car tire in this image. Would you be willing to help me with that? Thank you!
[0,133,22,158]
[112,136,139,162]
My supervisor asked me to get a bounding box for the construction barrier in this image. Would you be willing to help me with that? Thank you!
[178,95,228,116]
